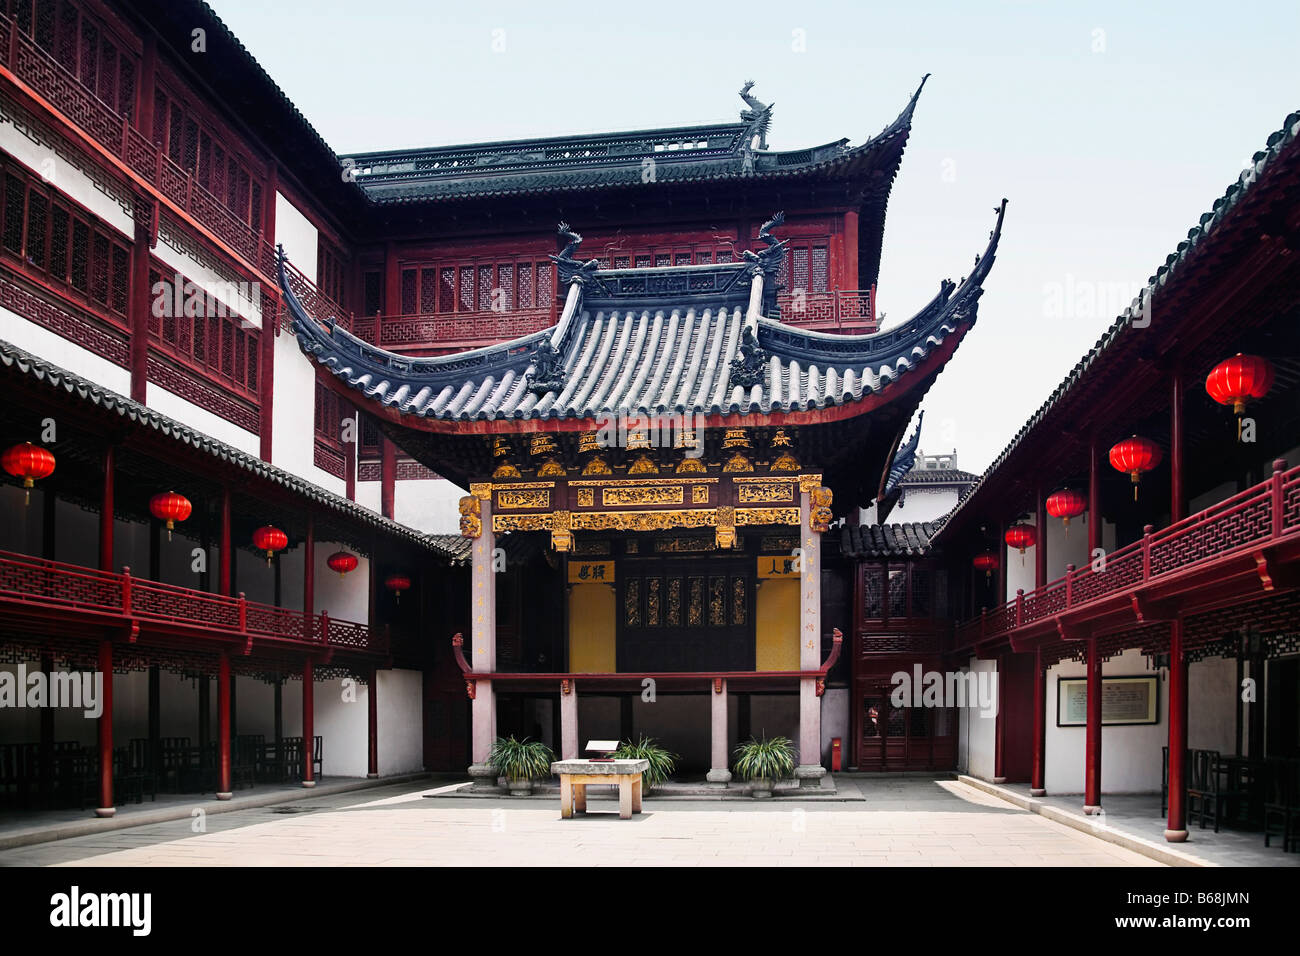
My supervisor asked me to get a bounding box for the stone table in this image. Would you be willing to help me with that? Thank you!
[549,759,650,819]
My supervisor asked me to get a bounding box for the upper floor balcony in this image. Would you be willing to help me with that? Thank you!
[0,548,385,656]
[953,460,1300,650]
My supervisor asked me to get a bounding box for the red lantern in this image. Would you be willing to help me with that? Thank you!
[149,491,192,541]
[1004,523,1036,565]
[1206,353,1274,441]
[1046,488,1086,534]
[1109,436,1163,501]
[327,550,359,578]
[385,573,411,604]
[252,525,288,566]
[973,552,999,581]
[3,442,55,505]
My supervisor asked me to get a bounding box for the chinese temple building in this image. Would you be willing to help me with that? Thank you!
[283,202,1006,783]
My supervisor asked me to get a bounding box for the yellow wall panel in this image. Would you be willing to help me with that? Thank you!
[755,578,799,671]
[568,583,616,672]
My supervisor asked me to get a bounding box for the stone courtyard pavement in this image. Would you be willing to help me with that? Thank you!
[0,777,1161,867]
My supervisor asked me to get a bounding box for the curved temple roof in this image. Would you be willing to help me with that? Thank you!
[341,78,930,205]
[284,201,1005,430]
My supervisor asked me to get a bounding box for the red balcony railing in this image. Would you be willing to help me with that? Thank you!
[776,289,877,332]
[351,308,554,353]
[956,460,1300,647]
[0,548,381,654]
[0,14,350,333]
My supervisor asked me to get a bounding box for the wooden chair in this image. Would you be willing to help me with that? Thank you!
[1186,749,1222,831]
[124,739,157,803]
[159,737,192,792]
[1264,759,1300,852]
[233,735,261,790]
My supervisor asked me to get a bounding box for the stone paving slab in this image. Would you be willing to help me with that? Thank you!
[0,777,1159,867]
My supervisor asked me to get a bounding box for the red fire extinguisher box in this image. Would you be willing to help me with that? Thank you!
[831,737,842,772]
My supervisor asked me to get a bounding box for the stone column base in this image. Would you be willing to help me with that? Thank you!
[1083,804,1102,815]
[1030,788,1046,797]
[992,776,1007,784]
[1163,829,1188,843]
[367,773,379,779]
[94,807,116,818]
[468,763,501,792]
[216,791,233,801]
[794,765,826,789]
[705,769,732,787]
[301,780,317,789]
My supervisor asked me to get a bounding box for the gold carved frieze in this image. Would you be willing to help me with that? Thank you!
[692,485,709,504]
[602,485,684,508]
[723,451,754,473]
[537,459,567,477]
[715,505,737,550]
[492,462,522,479]
[582,456,612,476]
[627,454,659,475]
[570,509,716,532]
[675,457,707,475]
[469,482,493,500]
[735,480,795,504]
[577,488,595,507]
[797,474,823,493]
[530,434,558,457]
[492,514,553,534]
[550,510,572,552]
[809,486,834,534]
[735,507,801,526]
[496,489,550,510]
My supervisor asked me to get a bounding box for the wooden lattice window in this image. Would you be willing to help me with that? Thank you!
[317,237,347,306]
[146,262,261,397]
[15,0,139,120]
[0,161,130,321]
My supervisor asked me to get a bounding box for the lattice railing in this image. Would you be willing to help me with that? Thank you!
[352,308,553,351]
[775,289,877,332]
[0,549,377,653]
[956,460,1300,646]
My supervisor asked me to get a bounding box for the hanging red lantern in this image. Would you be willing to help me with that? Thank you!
[327,550,359,578]
[385,573,411,604]
[149,491,192,541]
[972,552,999,580]
[1206,353,1274,441]
[1109,436,1163,501]
[1004,523,1037,565]
[3,442,55,506]
[1046,488,1087,534]
[252,525,288,566]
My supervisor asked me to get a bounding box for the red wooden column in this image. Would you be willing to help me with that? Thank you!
[128,204,153,403]
[99,445,115,571]
[303,514,315,642]
[343,401,357,502]
[1165,618,1189,841]
[996,524,1007,605]
[216,651,232,800]
[1035,486,1048,589]
[841,210,859,293]
[1088,437,1102,555]
[1030,646,1046,795]
[367,665,379,778]
[1083,635,1103,814]
[992,650,1006,783]
[380,438,396,519]
[1170,369,1186,523]
[95,639,114,817]
[301,658,316,787]
[259,164,279,462]
[219,486,232,596]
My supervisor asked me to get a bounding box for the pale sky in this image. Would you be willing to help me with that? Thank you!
[206,0,1300,472]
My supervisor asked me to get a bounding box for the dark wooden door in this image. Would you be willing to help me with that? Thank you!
[616,555,754,672]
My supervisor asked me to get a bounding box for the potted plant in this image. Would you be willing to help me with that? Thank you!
[614,736,678,794]
[733,735,796,799]
[489,736,555,795]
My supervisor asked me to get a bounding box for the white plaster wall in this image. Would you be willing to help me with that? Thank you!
[893,485,961,523]
[313,676,368,777]
[312,542,370,622]
[355,481,382,513]
[0,304,132,394]
[1188,655,1238,754]
[1043,648,1166,795]
[377,668,424,775]
[963,657,998,780]
[394,477,462,534]
[144,382,260,456]
[274,194,317,277]
[152,236,263,329]
[0,121,133,238]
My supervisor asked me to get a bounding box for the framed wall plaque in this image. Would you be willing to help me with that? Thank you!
[1056,675,1159,727]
